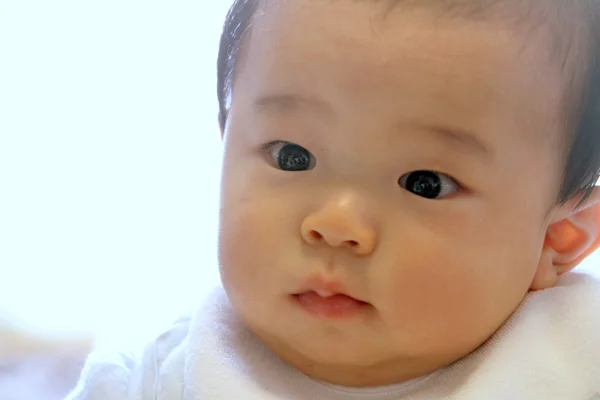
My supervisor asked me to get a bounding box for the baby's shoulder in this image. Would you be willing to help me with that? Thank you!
[457,272,600,396]
[497,272,600,353]
[519,271,600,322]
[64,312,193,400]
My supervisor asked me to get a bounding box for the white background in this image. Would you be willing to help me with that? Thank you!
[0,1,231,350]
[0,0,598,351]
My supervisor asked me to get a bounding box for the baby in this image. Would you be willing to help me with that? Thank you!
[66,0,600,399]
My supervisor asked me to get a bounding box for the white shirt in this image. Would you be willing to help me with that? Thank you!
[65,272,600,400]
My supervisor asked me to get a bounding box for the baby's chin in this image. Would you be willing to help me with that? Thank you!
[256,327,448,387]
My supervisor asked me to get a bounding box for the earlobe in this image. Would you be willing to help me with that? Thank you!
[531,187,600,291]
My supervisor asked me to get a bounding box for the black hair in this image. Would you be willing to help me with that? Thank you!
[217,0,257,133]
[217,0,600,205]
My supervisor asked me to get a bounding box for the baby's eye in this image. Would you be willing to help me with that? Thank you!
[263,141,316,171]
[398,170,459,199]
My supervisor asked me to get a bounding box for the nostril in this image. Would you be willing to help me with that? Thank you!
[347,240,359,248]
[309,230,323,242]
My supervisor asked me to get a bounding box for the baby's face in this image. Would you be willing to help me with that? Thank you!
[218,0,567,386]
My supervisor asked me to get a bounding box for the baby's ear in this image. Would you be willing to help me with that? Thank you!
[531,186,600,291]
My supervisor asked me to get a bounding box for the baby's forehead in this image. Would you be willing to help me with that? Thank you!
[233,0,577,161]
[251,0,589,134]
[257,0,587,74]
[260,0,575,24]
[251,1,565,99]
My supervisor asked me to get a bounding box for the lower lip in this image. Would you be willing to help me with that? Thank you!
[293,292,368,319]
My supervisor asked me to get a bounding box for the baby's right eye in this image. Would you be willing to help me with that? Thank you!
[398,170,459,199]
[262,141,316,171]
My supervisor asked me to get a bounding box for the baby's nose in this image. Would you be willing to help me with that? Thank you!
[300,205,377,256]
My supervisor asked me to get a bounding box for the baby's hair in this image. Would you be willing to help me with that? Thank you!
[217,0,600,205]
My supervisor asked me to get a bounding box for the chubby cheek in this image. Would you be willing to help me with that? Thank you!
[219,202,267,289]
[375,220,539,355]
[218,183,290,321]
[377,260,492,355]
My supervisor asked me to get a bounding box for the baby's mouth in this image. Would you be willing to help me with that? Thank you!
[292,291,369,319]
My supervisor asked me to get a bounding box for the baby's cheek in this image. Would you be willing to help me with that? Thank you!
[375,238,501,353]
[385,273,493,356]
[219,193,286,290]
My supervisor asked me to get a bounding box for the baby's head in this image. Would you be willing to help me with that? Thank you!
[216,0,600,387]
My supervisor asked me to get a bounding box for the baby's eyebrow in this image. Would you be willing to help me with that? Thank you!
[253,93,333,118]
[254,93,493,161]
[417,124,494,162]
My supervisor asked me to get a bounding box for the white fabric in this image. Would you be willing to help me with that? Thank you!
[65,272,600,400]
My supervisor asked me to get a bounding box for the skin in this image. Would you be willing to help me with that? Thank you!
[217,0,590,388]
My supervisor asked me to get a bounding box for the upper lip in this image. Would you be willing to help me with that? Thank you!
[294,275,365,302]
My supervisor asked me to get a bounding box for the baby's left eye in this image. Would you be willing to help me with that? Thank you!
[398,170,459,199]
[262,141,316,171]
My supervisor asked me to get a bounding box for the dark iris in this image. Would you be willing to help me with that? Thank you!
[277,144,311,171]
[404,171,442,199]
